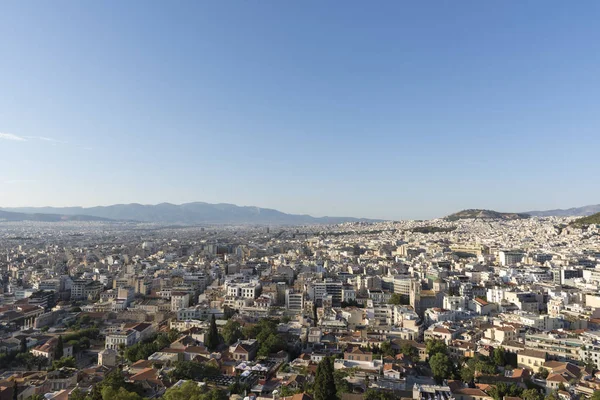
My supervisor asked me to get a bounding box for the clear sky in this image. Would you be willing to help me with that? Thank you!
[1,2,599,220]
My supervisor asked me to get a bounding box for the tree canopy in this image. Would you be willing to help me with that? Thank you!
[429,353,453,383]
[163,381,227,400]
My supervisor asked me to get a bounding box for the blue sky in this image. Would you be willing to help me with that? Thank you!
[1,2,599,220]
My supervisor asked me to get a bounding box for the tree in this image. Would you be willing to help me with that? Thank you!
[544,391,559,400]
[521,389,543,400]
[592,391,600,400]
[460,365,475,383]
[429,353,453,383]
[204,314,220,351]
[221,320,243,345]
[163,383,226,400]
[54,336,64,360]
[363,390,396,400]
[163,381,204,400]
[389,293,403,305]
[380,341,396,357]
[537,367,549,379]
[69,389,86,400]
[584,356,596,373]
[50,356,76,370]
[15,352,35,370]
[487,383,522,400]
[12,381,18,400]
[20,337,27,353]
[333,369,352,397]
[169,361,220,381]
[314,357,336,400]
[257,333,287,357]
[399,343,419,363]
[493,347,505,367]
[101,387,142,400]
[80,337,91,350]
[426,339,447,358]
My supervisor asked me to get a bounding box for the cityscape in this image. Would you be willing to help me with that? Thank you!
[2,2,600,400]
[1,205,600,400]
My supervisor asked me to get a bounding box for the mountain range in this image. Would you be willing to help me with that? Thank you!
[0,202,379,225]
[523,204,600,217]
[0,210,111,222]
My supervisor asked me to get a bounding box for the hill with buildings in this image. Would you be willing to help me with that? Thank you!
[524,204,600,217]
[0,202,380,225]
[445,209,530,221]
[569,211,600,226]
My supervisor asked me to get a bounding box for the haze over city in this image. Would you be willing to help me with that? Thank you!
[2,2,600,220]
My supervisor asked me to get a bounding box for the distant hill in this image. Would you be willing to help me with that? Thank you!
[0,202,380,225]
[445,209,530,221]
[569,212,600,227]
[0,210,112,222]
[524,204,600,217]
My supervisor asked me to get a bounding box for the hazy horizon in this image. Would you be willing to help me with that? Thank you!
[2,2,600,220]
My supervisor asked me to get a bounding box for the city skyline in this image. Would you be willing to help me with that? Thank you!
[2,2,600,220]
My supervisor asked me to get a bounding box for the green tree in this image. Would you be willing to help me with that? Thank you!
[221,320,243,345]
[163,381,204,400]
[399,343,419,363]
[363,389,396,400]
[591,391,600,400]
[426,339,447,358]
[13,381,18,400]
[101,387,142,400]
[389,293,403,305]
[50,356,77,370]
[380,341,396,357]
[80,337,91,350]
[69,388,86,400]
[544,391,559,400]
[257,333,287,357]
[20,337,27,353]
[584,356,596,373]
[521,389,544,400]
[314,357,336,400]
[537,367,549,379]
[333,369,352,398]
[487,383,522,400]
[169,361,220,381]
[493,347,505,367]
[460,365,475,383]
[204,314,220,351]
[429,353,453,383]
[54,336,64,360]
[15,352,35,370]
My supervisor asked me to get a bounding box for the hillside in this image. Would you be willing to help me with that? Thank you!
[0,210,112,222]
[525,204,600,217]
[570,211,600,226]
[0,202,380,225]
[445,209,530,222]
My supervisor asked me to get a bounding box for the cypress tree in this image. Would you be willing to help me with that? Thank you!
[205,314,220,351]
[314,357,336,400]
[54,336,64,360]
[20,337,27,353]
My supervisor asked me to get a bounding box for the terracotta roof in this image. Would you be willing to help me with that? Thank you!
[518,349,546,359]
[546,374,568,383]
[453,388,489,396]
